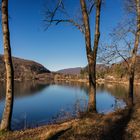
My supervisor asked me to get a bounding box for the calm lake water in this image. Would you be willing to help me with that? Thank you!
[0,81,127,130]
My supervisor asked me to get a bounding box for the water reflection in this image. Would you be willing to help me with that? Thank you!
[0,81,128,130]
[97,84,128,99]
[0,81,50,100]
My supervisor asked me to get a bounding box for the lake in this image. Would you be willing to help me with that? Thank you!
[0,81,127,130]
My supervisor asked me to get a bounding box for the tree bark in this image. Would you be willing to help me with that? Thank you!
[0,0,14,131]
[80,0,101,112]
[88,85,96,112]
[128,0,140,106]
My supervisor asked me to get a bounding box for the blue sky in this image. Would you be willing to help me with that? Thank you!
[0,0,124,71]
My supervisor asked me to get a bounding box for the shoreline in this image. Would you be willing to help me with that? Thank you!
[1,71,140,86]
[0,106,131,140]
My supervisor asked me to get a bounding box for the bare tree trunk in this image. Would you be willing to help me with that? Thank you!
[0,0,14,131]
[128,0,140,106]
[88,85,96,112]
[80,0,101,112]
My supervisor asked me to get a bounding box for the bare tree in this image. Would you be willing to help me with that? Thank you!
[98,0,140,106]
[0,0,14,131]
[128,0,140,105]
[80,0,101,112]
[44,0,102,112]
[111,0,140,106]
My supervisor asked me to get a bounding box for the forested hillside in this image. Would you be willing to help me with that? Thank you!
[0,55,50,80]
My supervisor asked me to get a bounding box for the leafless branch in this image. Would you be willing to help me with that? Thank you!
[114,45,130,68]
[44,18,85,33]
[43,0,86,33]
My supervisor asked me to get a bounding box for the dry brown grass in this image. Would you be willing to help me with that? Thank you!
[124,95,140,140]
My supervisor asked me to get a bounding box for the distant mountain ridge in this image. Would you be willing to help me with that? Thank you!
[57,67,82,75]
[0,55,50,80]
[57,64,108,75]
